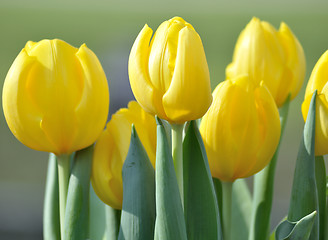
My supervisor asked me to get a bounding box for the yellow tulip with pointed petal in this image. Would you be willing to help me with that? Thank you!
[302,50,328,156]
[226,17,306,107]
[2,39,109,155]
[200,75,281,182]
[91,101,156,209]
[128,16,212,123]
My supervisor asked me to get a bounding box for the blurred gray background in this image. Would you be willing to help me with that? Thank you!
[1,0,328,239]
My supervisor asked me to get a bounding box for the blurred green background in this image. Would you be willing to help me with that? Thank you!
[1,0,328,239]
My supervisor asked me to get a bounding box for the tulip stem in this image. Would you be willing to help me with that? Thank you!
[171,123,184,207]
[222,181,233,240]
[57,154,71,239]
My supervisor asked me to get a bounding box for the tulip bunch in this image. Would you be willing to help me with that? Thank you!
[2,16,327,240]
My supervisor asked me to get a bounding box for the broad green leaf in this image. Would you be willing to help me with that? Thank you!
[231,179,252,240]
[118,125,156,240]
[315,156,326,240]
[43,153,60,240]
[288,91,318,239]
[250,96,290,240]
[154,117,187,240]
[183,120,222,240]
[64,145,94,240]
[275,211,317,240]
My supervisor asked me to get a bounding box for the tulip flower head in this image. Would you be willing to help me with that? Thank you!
[302,50,328,156]
[200,75,281,182]
[129,16,212,123]
[2,39,109,155]
[91,101,156,209]
[226,17,306,107]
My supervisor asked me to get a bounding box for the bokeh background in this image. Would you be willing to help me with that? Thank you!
[1,0,328,239]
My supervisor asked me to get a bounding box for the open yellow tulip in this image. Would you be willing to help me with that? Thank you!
[226,17,306,107]
[91,101,156,209]
[2,39,109,155]
[128,16,212,123]
[200,75,281,182]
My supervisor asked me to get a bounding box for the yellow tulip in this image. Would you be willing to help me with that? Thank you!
[128,16,212,123]
[91,101,156,209]
[2,39,109,155]
[226,17,306,107]
[302,50,328,156]
[200,75,281,182]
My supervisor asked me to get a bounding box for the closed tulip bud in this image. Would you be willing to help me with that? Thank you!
[302,50,328,156]
[128,16,212,123]
[200,76,281,182]
[91,101,156,209]
[226,17,306,107]
[2,39,109,155]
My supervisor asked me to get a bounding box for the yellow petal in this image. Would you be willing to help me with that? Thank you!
[3,49,57,152]
[162,26,212,123]
[226,17,304,107]
[92,125,123,209]
[278,22,306,103]
[302,88,328,156]
[2,39,109,155]
[304,50,328,98]
[91,101,156,209]
[128,24,167,119]
[200,76,280,181]
[72,44,109,152]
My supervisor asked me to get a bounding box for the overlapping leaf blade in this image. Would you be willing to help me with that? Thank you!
[183,120,222,240]
[287,91,318,239]
[276,211,317,240]
[118,126,156,240]
[154,117,187,240]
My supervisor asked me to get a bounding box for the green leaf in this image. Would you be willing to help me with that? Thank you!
[154,117,187,240]
[43,153,61,240]
[118,125,156,240]
[231,179,252,240]
[287,91,319,239]
[315,156,326,240]
[275,211,317,240]
[250,96,290,240]
[64,145,94,240]
[183,120,222,240]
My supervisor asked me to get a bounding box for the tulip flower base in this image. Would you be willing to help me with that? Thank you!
[2,16,328,240]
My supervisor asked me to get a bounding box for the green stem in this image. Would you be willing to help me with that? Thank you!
[171,123,184,206]
[222,181,233,240]
[315,156,326,240]
[105,205,121,240]
[57,154,71,239]
[43,153,60,240]
[325,198,328,240]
